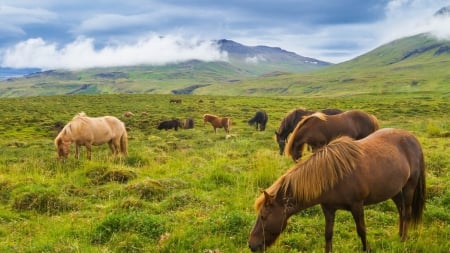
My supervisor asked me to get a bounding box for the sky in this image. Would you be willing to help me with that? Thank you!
[0,0,449,70]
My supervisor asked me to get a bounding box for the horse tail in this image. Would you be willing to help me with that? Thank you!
[120,127,128,156]
[411,153,426,227]
[226,118,232,133]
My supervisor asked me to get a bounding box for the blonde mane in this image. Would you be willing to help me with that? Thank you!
[284,112,327,157]
[255,136,363,211]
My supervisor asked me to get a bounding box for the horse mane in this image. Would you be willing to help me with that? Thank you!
[370,114,380,131]
[57,112,90,139]
[284,112,327,157]
[277,108,307,135]
[255,136,363,210]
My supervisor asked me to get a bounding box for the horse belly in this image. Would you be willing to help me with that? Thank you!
[361,160,410,205]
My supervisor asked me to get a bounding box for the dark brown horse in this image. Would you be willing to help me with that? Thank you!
[248,128,425,252]
[157,119,182,131]
[285,109,379,161]
[248,110,268,131]
[203,113,232,133]
[275,108,343,155]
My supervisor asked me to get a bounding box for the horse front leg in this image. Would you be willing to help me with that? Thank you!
[321,204,336,253]
[350,203,369,252]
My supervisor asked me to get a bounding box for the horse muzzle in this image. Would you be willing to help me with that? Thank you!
[248,242,264,252]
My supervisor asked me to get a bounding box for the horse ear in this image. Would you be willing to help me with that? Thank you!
[263,191,274,205]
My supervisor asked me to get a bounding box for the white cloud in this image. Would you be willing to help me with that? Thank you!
[376,0,450,44]
[0,35,229,69]
[244,55,267,64]
[0,5,56,25]
[73,13,150,34]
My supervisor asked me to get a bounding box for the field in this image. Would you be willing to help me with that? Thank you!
[0,93,449,252]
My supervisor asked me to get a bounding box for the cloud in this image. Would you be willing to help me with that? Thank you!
[376,0,450,44]
[0,5,56,24]
[0,35,229,70]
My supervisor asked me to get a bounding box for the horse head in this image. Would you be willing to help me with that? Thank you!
[56,138,71,159]
[248,191,290,252]
[274,131,286,155]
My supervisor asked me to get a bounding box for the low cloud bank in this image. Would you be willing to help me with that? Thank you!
[1,35,228,70]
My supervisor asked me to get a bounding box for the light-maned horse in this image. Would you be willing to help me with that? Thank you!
[248,128,426,252]
[285,109,379,161]
[203,113,232,133]
[54,112,128,160]
[275,108,343,155]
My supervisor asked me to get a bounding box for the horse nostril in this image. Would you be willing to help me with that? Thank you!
[248,243,261,252]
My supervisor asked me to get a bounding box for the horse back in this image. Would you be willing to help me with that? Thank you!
[356,128,422,203]
[322,128,423,205]
[79,116,125,144]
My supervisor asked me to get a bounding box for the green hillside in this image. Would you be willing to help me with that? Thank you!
[197,33,450,96]
[0,33,449,97]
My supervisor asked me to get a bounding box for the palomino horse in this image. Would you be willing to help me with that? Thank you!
[275,108,343,155]
[248,110,268,131]
[248,128,425,252]
[54,112,128,160]
[285,109,379,161]
[203,114,232,133]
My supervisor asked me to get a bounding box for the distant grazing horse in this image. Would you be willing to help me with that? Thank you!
[249,128,425,252]
[123,111,134,117]
[248,110,268,131]
[285,110,379,161]
[182,118,195,129]
[157,119,182,131]
[54,112,128,160]
[203,114,231,133]
[170,98,182,103]
[275,108,343,155]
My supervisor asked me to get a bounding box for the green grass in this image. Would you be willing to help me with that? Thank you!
[0,93,449,252]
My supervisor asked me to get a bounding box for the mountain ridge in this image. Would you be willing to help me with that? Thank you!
[0,33,449,97]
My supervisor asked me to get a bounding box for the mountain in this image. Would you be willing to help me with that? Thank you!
[1,34,449,97]
[434,6,450,16]
[0,40,329,97]
[217,39,330,73]
[194,33,450,96]
[0,67,41,81]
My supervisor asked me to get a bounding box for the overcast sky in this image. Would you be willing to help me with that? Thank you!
[0,0,449,69]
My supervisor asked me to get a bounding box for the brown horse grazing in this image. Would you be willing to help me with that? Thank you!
[54,112,128,160]
[248,128,426,252]
[275,108,343,155]
[285,109,379,161]
[203,113,232,133]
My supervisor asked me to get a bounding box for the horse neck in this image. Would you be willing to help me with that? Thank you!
[275,187,318,217]
[57,125,73,141]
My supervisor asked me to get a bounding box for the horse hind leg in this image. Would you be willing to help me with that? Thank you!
[108,139,120,155]
[85,143,92,160]
[392,193,405,239]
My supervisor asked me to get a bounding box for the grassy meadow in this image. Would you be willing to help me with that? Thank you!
[0,93,449,252]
